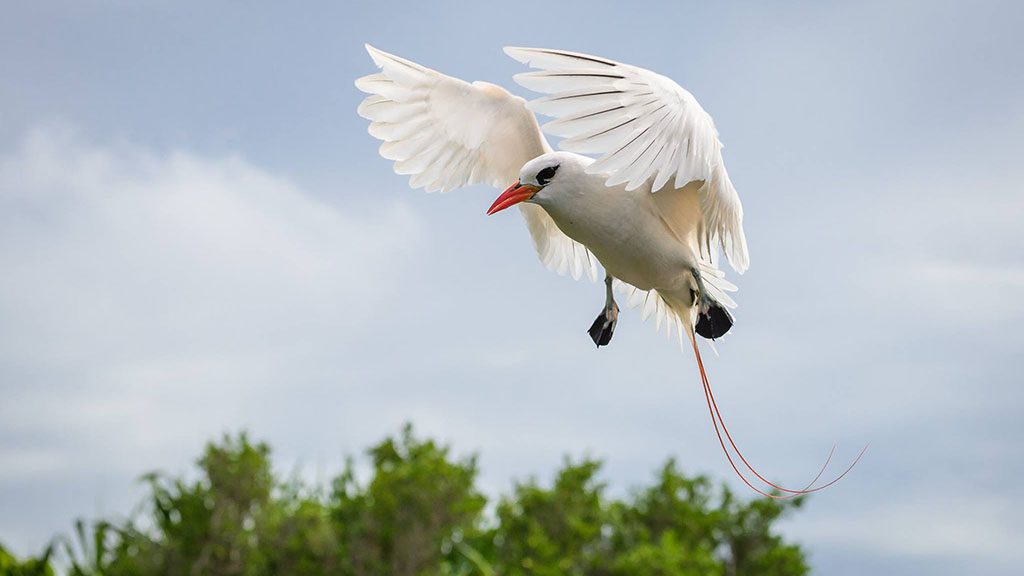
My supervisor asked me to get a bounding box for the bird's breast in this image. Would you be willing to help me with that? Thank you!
[539,183,696,292]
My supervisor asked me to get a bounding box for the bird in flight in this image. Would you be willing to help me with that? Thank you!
[356,45,862,497]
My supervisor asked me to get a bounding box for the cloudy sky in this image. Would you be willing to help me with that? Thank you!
[1,1,1022,573]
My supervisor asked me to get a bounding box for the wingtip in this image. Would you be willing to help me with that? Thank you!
[503,46,534,64]
[362,44,430,75]
[732,242,750,275]
[364,43,387,67]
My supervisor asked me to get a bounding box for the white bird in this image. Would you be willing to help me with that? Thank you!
[356,45,862,497]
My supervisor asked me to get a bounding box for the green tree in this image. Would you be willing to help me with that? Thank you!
[1,425,810,576]
[491,458,609,576]
[258,482,340,576]
[331,423,486,576]
[610,459,806,576]
[0,543,54,576]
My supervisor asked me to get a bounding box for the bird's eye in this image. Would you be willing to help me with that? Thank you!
[536,165,558,186]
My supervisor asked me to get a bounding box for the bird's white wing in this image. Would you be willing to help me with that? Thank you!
[356,45,598,281]
[505,47,749,274]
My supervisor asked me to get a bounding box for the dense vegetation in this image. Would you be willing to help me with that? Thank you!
[0,425,808,576]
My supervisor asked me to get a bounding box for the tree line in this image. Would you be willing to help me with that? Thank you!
[0,424,808,575]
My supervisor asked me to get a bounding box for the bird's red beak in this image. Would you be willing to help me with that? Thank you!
[487,181,539,215]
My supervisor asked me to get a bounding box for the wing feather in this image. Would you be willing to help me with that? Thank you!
[356,45,598,281]
[506,47,749,274]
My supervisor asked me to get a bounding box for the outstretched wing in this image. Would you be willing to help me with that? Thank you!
[504,47,749,274]
[356,45,597,281]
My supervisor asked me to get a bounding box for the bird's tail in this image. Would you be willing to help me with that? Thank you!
[693,261,738,341]
[683,317,868,499]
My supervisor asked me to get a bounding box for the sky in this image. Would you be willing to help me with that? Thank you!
[1,0,1022,573]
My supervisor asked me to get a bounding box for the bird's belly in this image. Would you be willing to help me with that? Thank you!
[588,231,690,291]
[544,197,695,292]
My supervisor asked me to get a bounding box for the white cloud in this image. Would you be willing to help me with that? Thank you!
[897,261,1024,325]
[0,125,422,480]
[0,447,65,480]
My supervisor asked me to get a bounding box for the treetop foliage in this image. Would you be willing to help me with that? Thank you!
[2,425,807,576]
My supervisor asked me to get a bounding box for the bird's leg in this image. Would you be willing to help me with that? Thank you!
[588,275,619,347]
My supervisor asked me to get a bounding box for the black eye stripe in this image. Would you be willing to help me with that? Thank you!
[537,165,559,185]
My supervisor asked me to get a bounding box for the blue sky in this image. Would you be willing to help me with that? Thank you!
[1,1,1022,574]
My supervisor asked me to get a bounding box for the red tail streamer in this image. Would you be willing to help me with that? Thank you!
[688,333,867,498]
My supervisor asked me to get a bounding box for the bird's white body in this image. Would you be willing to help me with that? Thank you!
[356,44,746,343]
[530,152,700,298]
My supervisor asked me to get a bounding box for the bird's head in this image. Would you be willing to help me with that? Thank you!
[487,153,575,215]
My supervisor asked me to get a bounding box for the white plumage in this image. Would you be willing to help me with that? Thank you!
[356,44,746,345]
[356,46,599,282]
[505,47,747,274]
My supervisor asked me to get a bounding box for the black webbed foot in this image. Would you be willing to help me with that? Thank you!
[587,302,619,347]
[695,299,734,340]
